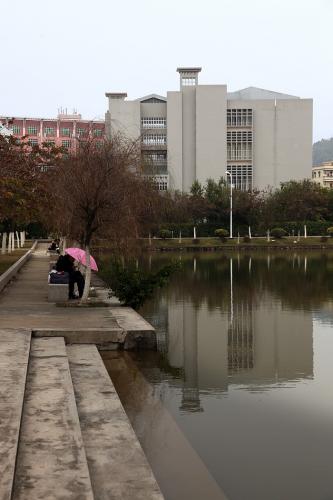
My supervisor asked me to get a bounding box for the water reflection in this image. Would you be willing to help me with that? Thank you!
[140,252,315,412]
[104,251,333,500]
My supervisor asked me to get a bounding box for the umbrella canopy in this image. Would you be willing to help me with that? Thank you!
[65,247,98,271]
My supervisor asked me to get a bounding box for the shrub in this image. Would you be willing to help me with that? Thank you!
[327,227,333,237]
[215,229,229,240]
[243,236,250,243]
[321,236,328,242]
[159,229,172,239]
[270,227,287,239]
[101,259,180,310]
[192,238,200,244]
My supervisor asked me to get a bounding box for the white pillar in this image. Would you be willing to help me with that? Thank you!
[8,232,13,253]
[1,233,6,255]
[304,225,307,238]
[16,231,20,248]
[179,231,182,244]
[248,226,252,239]
[193,227,196,239]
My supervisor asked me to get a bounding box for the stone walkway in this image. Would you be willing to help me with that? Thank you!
[0,243,156,349]
[0,243,163,499]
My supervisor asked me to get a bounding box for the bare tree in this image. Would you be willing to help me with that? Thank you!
[45,135,157,301]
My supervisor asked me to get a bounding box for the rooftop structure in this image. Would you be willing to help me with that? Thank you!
[105,67,313,192]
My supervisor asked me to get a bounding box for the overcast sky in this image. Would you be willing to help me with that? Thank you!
[1,0,332,141]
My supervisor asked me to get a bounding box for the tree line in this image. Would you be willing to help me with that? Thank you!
[155,177,333,236]
[2,132,333,245]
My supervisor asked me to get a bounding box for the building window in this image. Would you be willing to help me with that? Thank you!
[226,165,253,191]
[27,126,38,135]
[227,131,252,160]
[62,140,71,149]
[182,77,196,86]
[12,125,21,134]
[142,134,167,145]
[77,128,87,137]
[93,129,103,137]
[44,127,55,136]
[318,171,321,177]
[312,171,316,178]
[227,109,253,127]
[143,152,167,162]
[141,117,167,129]
[61,128,71,137]
[28,139,38,146]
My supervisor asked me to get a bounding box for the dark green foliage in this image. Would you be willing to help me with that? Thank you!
[243,236,251,243]
[192,238,200,244]
[321,236,328,242]
[215,228,229,239]
[157,178,333,237]
[100,259,180,310]
[159,229,172,239]
[270,227,287,239]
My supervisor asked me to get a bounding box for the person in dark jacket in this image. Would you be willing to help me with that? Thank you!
[56,254,85,299]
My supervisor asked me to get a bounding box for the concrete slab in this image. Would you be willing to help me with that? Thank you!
[12,337,94,500]
[0,329,31,500]
[67,344,164,500]
[32,327,126,349]
[0,244,156,350]
[109,307,157,349]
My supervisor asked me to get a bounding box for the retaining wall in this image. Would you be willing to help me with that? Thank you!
[0,241,37,294]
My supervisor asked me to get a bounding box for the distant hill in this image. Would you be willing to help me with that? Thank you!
[313,137,333,165]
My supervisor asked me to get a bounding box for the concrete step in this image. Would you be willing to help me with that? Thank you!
[67,344,164,500]
[0,329,31,500]
[12,337,94,500]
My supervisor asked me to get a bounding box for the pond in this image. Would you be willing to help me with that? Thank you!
[103,251,333,500]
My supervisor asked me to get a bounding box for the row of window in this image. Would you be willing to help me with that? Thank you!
[227,144,252,160]
[182,77,196,86]
[154,175,168,191]
[142,134,167,145]
[13,126,103,137]
[28,139,71,148]
[226,165,253,191]
[144,175,168,191]
[143,152,167,162]
[141,117,166,129]
[227,109,253,127]
[313,170,333,178]
[227,131,253,143]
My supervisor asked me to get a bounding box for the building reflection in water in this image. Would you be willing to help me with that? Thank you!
[160,255,313,413]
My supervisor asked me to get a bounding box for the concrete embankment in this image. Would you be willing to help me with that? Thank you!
[0,243,163,499]
[0,241,37,294]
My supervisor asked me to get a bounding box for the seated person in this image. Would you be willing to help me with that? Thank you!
[48,239,60,254]
[56,254,85,299]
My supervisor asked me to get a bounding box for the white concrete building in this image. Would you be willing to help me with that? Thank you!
[105,68,313,192]
[312,161,333,188]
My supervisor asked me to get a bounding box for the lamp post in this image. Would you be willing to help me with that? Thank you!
[225,171,233,239]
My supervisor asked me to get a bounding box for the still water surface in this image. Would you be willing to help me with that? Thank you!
[104,252,333,500]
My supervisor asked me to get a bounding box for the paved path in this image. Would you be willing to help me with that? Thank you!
[0,243,163,499]
[0,243,156,349]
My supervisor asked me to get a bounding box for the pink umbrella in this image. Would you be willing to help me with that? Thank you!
[65,247,98,271]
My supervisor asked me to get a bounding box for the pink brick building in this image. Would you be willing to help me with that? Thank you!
[0,111,105,151]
